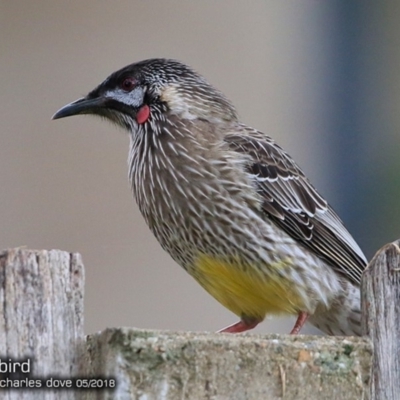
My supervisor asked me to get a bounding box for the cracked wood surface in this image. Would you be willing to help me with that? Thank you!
[362,239,400,400]
[0,248,85,400]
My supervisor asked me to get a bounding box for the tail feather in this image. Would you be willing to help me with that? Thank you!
[309,281,361,336]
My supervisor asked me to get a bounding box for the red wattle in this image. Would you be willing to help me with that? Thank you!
[136,104,150,124]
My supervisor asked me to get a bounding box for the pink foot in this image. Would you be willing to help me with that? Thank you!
[217,318,260,333]
[290,311,309,334]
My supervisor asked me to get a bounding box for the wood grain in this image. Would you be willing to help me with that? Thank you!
[0,248,85,399]
[362,239,400,400]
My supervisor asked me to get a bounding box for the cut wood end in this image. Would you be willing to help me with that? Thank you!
[363,239,400,275]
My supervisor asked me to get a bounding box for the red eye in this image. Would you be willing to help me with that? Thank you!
[121,77,136,92]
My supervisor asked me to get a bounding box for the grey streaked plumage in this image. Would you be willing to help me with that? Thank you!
[225,131,366,284]
[53,58,367,336]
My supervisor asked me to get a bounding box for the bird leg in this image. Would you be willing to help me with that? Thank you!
[290,311,309,334]
[217,317,260,333]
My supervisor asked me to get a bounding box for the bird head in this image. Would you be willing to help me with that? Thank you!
[52,58,237,131]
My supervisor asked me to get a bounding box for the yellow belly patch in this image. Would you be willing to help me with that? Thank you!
[193,253,305,320]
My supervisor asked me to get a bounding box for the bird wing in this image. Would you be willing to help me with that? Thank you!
[224,128,367,285]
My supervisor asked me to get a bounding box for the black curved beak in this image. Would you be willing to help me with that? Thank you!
[52,97,105,120]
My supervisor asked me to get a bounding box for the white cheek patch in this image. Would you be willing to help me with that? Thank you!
[105,87,145,107]
[161,85,198,120]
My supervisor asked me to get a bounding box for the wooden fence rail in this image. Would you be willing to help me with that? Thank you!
[0,242,398,399]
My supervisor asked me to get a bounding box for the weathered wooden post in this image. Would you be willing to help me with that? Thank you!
[83,328,372,400]
[0,248,373,399]
[0,248,85,400]
[362,239,400,400]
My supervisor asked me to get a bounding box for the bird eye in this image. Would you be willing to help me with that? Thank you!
[121,77,136,92]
